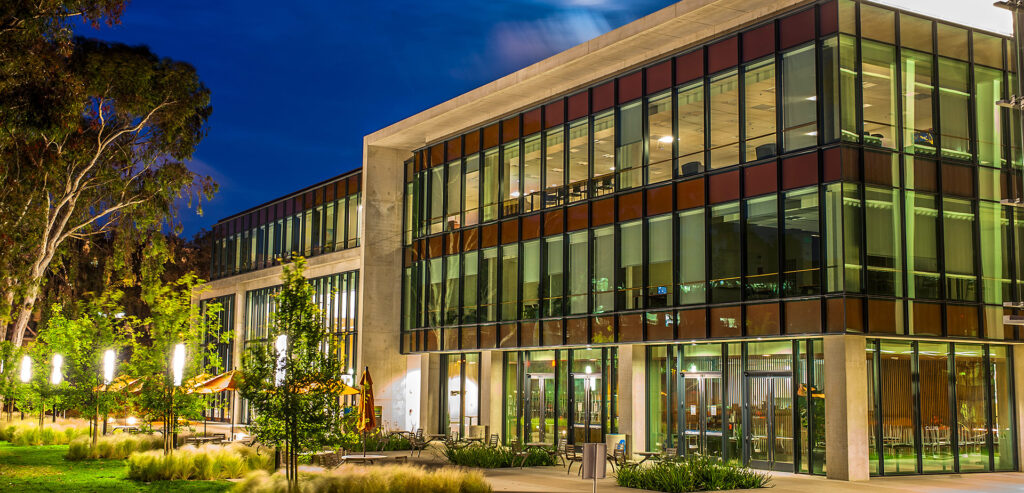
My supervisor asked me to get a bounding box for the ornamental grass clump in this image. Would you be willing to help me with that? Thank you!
[615,455,772,492]
[232,464,492,493]
[441,444,556,468]
[0,422,89,446]
[66,433,164,460]
[127,443,274,481]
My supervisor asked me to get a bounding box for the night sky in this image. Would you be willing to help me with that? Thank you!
[82,0,676,237]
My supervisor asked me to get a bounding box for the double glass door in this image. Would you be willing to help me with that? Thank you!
[524,372,555,444]
[746,372,794,472]
[680,372,723,457]
[572,370,603,443]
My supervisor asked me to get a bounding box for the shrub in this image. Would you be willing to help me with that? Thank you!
[127,443,274,481]
[233,464,492,493]
[66,433,164,460]
[441,444,556,468]
[615,455,772,492]
[336,431,412,452]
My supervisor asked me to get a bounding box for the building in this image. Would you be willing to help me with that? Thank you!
[201,0,1024,481]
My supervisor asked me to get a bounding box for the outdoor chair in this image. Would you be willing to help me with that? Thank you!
[510,441,530,469]
[410,429,427,457]
[564,444,583,475]
[487,433,500,448]
[554,438,568,466]
[608,439,634,471]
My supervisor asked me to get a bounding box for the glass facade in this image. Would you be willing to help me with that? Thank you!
[648,339,825,474]
[199,295,235,421]
[212,171,361,279]
[441,353,481,439]
[866,338,1017,475]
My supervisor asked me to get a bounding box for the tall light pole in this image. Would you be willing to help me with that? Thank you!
[19,356,30,420]
[50,354,62,424]
[168,344,185,453]
[101,350,116,436]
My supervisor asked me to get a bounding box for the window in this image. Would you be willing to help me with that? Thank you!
[522,240,541,318]
[462,251,479,323]
[617,101,643,189]
[943,198,976,301]
[619,220,643,309]
[864,186,902,296]
[427,257,443,327]
[901,50,935,157]
[678,209,706,304]
[483,149,499,222]
[839,34,859,143]
[430,166,444,234]
[648,215,673,307]
[501,244,519,321]
[523,135,542,212]
[744,59,776,162]
[938,57,970,160]
[906,192,940,299]
[647,92,673,183]
[782,45,818,152]
[346,194,359,248]
[567,120,589,203]
[543,235,564,317]
[568,231,588,314]
[501,142,521,216]
[444,255,460,325]
[592,226,615,313]
[446,161,461,230]
[783,187,820,296]
[709,70,740,169]
[745,194,779,300]
[975,66,1004,168]
[464,154,480,226]
[480,247,498,322]
[861,40,897,149]
[979,202,1011,304]
[677,81,705,175]
[592,111,615,196]
[710,202,742,302]
[821,37,840,143]
[544,128,566,208]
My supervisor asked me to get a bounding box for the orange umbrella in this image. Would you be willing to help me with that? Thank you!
[358,367,376,433]
[194,370,241,394]
[184,373,213,394]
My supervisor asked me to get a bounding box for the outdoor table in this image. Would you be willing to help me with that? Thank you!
[464,437,485,445]
[112,426,139,434]
[427,433,447,443]
[524,442,549,450]
[637,451,663,464]
[340,454,388,465]
[186,436,221,446]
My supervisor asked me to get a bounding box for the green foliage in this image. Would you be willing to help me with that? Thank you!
[233,464,492,493]
[239,258,345,486]
[441,445,556,468]
[66,433,164,460]
[127,443,274,481]
[615,456,772,492]
[0,422,89,446]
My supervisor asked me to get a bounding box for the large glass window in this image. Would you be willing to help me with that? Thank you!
[430,166,444,234]
[427,257,443,327]
[648,215,673,307]
[568,232,588,315]
[568,120,589,202]
[943,198,976,302]
[464,154,480,226]
[446,161,462,230]
[592,226,615,313]
[975,66,1004,168]
[839,34,859,142]
[593,111,615,196]
[647,92,673,183]
[901,50,935,157]
[709,71,740,169]
[710,202,742,303]
[990,346,1015,471]
[544,128,566,208]
[861,40,897,148]
[745,194,779,300]
[938,57,971,160]
[744,59,777,162]
[619,220,643,310]
[523,135,542,212]
[679,209,706,304]
[617,102,643,189]
[906,192,941,299]
[501,142,521,216]
[783,187,820,296]
[954,344,988,472]
[480,247,498,322]
[864,186,902,296]
[462,251,479,323]
[782,44,818,152]
[677,81,706,175]
[522,240,541,319]
[501,243,519,321]
[918,341,953,472]
[444,255,460,326]
[483,149,499,222]
[543,235,564,317]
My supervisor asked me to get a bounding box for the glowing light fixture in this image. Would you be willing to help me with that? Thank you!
[19,355,31,383]
[172,344,185,386]
[275,334,288,387]
[126,416,137,426]
[50,354,63,385]
[658,136,674,144]
[103,349,116,386]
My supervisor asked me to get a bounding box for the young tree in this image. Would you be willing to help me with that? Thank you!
[239,258,345,491]
[0,1,215,347]
[0,342,26,420]
[124,273,228,454]
[37,292,132,446]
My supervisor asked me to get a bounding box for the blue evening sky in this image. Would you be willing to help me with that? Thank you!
[82,0,676,237]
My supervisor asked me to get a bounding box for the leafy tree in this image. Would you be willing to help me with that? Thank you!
[0,342,27,420]
[123,273,227,454]
[0,0,215,348]
[239,258,345,491]
[36,292,133,446]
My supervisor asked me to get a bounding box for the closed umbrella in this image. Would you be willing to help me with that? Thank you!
[357,367,375,456]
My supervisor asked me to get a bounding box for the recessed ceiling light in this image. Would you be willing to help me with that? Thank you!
[658,136,674,144]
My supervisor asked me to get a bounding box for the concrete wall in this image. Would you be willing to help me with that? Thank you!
[823,335,869,481]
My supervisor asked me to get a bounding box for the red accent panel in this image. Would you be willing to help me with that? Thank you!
[782,152,819,189]
[592,82,614,112]
[646,185,673,215]
[591,197,614,226]
[780,8,816,50]
[567,92,589,121]
[743,24,775,62]
[646,60,672,94]
[707,36,738,74]
[744,162,778,197]
[675,49,704,84]
[708,171,740,203]
[501,116,520,143]
[676,178,705,210]
[618,71,642,103]
[545,100,565,128]
[819,2,838,36]
[523,108,542,136]
[446,137,462,160]
[618,191,643,221]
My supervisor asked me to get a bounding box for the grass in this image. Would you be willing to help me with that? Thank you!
[441,444,556,468]
[0,442,231,492]
[615,455,772,492]
[233,464,492,493]
[127,443,274,481]
[66,433,164,460]
[0,420,90,446]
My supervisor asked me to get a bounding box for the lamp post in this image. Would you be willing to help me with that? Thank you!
[101,350,116,436]
[50,354,63,424]
[19,356,30,420]
[168,344,185,452]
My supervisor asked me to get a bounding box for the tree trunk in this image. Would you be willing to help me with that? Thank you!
[11,282,41,348]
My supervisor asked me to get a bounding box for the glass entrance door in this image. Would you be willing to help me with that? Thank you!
[525,372,555,444]
[572,370,602,443]
[680,372,723,457]
[746,373,794,472]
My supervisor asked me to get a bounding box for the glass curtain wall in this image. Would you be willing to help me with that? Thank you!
[440,353,481,439]
[866,339,1017,475]
[199,295,235,421]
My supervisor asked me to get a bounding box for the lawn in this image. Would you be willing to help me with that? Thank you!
[0,442,232,492]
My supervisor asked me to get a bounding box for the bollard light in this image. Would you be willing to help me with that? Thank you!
[51,354,63,385]
[19,355,31,383]
[103,349,116,386]
[172,344,185,386]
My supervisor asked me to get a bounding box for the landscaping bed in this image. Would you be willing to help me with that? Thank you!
[615,456,771,492]
[442,444,556,468]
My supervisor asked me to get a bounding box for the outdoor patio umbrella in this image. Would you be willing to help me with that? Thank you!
[192,370,243,438]
[357,367,375,457]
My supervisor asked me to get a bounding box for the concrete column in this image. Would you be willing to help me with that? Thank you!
[418,353,441,434]
[479,350,500,439]
[616,345,646,456]
[404,355,421,433]
[1014,345,1024,472]
[823,335,869,481]
[358,144,408,429]
[230,290,245,430]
